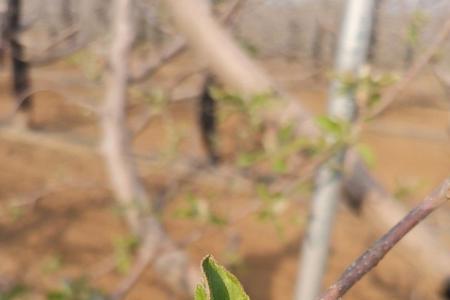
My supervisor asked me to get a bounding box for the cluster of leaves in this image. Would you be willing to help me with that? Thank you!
[255,184,288,234]
[334,68,397,110]
[212,87,324,172]
[210,87,274,131]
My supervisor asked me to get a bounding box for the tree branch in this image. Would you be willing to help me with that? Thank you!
[319,178,450,300]
[368,19,450,119]
[128,0,246,84]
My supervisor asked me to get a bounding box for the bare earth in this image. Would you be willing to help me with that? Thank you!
[0,56,449,299]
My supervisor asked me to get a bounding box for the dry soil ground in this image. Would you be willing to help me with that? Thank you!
[0,56,449,300]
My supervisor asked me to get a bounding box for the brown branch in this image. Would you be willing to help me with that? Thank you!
[368,19,450,119]
[319,178,450,300]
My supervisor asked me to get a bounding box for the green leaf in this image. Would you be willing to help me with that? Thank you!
[315,116,348,139]
[195,285,208,300]
[200,255,250,300]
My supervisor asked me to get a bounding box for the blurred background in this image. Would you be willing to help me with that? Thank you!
[0,0,449,299]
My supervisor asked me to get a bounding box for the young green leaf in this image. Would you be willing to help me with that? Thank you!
[195,285,208,300]
[200,255,250,300]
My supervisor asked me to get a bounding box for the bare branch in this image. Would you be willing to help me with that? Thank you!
[319,179,450,300]
[368,19,450,119]
[101,0,200,295]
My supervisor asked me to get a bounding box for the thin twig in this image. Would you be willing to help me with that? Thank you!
[368,19,450,119]
[319,178,450,300]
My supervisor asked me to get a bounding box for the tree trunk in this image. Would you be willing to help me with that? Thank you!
[294,1,375,300]
[7,0,32,118]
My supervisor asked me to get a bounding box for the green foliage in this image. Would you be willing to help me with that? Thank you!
[334,70,397,109]
[113,235,139,274]
[315,115,351,143]
[46,278,103,300]
[211,87,274,130]
[174,193,227,226]
[195,255,249,300]
[195,285,209,300]
[255,184,288,237]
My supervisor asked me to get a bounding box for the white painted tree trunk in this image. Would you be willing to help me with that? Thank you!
[294,1,375,300]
